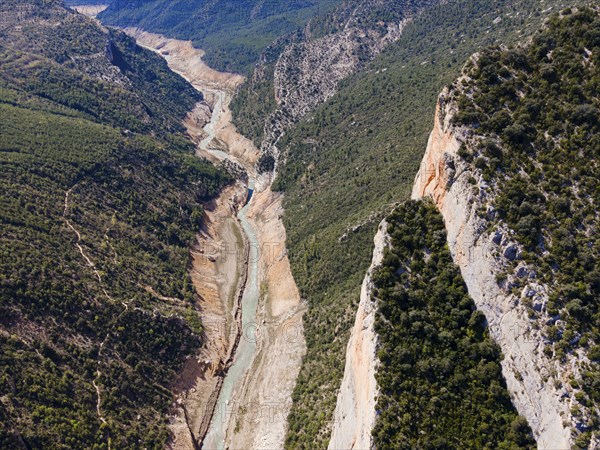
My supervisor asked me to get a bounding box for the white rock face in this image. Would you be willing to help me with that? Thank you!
[412,91,576,450]
[248,1,413,158]
[266,20,406,155]
[328,222,389,450]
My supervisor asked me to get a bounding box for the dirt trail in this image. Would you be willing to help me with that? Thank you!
[63,184,127,450]
[64,187,103,284]
[123,30,306,449]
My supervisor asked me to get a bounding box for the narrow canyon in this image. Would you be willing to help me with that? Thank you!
[122,29,307,450]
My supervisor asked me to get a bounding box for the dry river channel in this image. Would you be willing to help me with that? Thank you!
[121,29,307,450]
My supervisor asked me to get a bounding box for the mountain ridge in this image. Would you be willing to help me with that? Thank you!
[98,0,344,73]
[0,1,230,447]
[411,9,599,446]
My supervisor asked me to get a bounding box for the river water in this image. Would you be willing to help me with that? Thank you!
[114,33,264,448]
[200,90,260,450]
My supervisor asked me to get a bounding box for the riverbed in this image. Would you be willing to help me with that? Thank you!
[122,29,306,450]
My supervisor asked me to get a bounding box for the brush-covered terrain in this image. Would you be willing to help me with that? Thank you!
[372,200,535,449]
[0,1,229,447]
[448,8,599,446]
[230,0,441,158]
[453,9,599,362]
[99,0,343,73]
[250,1,589,446]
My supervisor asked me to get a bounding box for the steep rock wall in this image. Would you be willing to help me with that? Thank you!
[412,91,578,449]
[328,222,388,450]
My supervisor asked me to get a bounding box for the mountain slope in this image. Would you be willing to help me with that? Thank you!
[372,200,535,449]
[0,1,229,447]
[98,0,343,73]
[243,1,588,447]
[413,8,599,447]
[231,0,440,161]
[1,0,200,134]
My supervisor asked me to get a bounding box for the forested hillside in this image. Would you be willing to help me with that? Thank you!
[372,201,535,449]
[447,8,599,446]
[228,0,591,447]
[99,0,343,73]
[231,0,440,170]
[0,1,229,447]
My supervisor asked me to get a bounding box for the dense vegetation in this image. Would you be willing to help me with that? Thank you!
[0,1,229,447]
[230,0,441,147]
[265,0,589,447]
[371,200,535,449]
[1,1,201,135]
[99,0,343,73]
[230,39,282,145]
[452,8,599,445]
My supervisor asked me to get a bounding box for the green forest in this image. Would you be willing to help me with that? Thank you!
[99,0,343,73]
[452,8,600,446]
[270,0,589,447]
[0,1,229,447]
[372,200,535,449]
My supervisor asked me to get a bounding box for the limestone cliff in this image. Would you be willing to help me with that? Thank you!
[328,222,388,450]
[411,89,589,449]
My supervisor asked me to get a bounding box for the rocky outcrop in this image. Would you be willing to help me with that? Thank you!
[242,0,441,162]
[411,89,588,449]
[0,0,129,86]
[264,18,407,156]
[328,221,388,450]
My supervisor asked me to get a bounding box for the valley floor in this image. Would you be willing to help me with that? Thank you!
[124,30,307,449]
